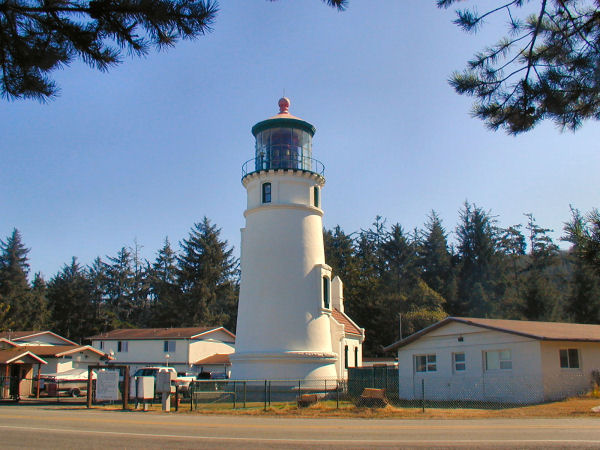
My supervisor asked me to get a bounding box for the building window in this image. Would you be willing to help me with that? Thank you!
[453,352,466,372]
[559,349,580,369]
[415,354,436,372]
[344,345,349,369]
[323,276,330,309]
[354,346,358,367]
[99,341,104,350]
[262,182,271,203]
[313,186,320,208]
[485,350,512,370]
[117,341,128,353]
[164,341,176,352]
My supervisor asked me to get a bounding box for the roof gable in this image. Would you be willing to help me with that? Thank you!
[0,331,76,346]
[0,349,47,365]
[331,308,363,336]
[19,345,107,358]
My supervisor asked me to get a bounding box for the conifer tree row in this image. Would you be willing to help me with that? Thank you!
[2,205,599,355]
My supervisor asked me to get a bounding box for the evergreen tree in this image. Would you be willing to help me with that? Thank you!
[438,0,600,133]
[47,258,95,343]
[419,211,455,305]
[455,202,500,316]
[103,247,137,325]
[323,225,356,285]
[0,229,35,328]
[564,207,600,277]
[148,237,182,327]
[177,218,238,330]
[521,214,561,320]
[26,272,50,329]
[88,257,120,332]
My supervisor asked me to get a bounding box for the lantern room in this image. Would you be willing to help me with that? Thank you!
[243,98,323,176]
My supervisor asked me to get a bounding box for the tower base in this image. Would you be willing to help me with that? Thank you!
[230,351,338,382]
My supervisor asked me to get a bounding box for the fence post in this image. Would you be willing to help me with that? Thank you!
[190,383,194,412]
[243,381,246,408]
[421,379,425,413]
[87,366,93,408]
[336,381,339,409]
[264,380,267,411]
[123,366,129,410]
[268,380,271,407]
[233,381,236,409]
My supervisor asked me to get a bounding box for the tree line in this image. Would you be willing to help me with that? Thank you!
[1,204,599,355]
[0,217,238,343]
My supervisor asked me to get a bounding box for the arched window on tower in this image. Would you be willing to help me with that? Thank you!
[262,182,271,203]
[323,276,330,309]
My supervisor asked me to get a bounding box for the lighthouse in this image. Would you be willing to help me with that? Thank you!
[230,98,342,381]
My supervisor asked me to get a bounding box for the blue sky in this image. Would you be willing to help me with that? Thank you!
[2,1,599,279]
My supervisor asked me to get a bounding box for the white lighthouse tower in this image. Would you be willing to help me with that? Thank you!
[230,98,338,381]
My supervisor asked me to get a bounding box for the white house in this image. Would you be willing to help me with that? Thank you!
[88,327,235,375]
[231,98,364,382]
[384,317,600,404]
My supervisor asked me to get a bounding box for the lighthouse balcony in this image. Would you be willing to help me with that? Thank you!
[242,155,325,179]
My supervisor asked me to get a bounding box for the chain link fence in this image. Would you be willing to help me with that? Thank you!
[4,370,598,411]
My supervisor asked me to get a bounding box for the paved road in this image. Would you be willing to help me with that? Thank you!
[1,405,599,448]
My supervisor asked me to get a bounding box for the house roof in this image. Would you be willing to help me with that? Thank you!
[384,317,600,352]
[194,353,231,366]
[331,308,363,336]
[87,327,235,341]
[19,345,107,358]
[0,349,47,365]
[0,331,77,345]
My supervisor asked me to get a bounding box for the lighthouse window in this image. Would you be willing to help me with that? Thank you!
[313,186,319,208]
[323,276,330,309]
[262,182,271,203]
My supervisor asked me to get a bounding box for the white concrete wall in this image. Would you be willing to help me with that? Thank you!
[397,323,545,403]
[233,170,337,380]
[188,340,235,365]
[540,341,600,401]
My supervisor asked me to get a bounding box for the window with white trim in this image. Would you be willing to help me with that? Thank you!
[164,340,176,352]
[415,354,436,372]
[485,350,512,370]
[99,341,104,350]
[559,349,580,368]
[453,352,466,372]
[117,341,128,353]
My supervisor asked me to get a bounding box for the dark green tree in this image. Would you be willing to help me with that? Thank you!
[438,0,600,133]
[564,207,600,276]
[419,211,455,304]
[103,247,137,325]
[455,202,500,316]
[177,217,238,330]
[521,213,561,320]
[26,272,50,329]
[1,0,346,100]
[88,256,120,332]
[0,229,35,328]
[148,237,182,327]
[47,257,96,343]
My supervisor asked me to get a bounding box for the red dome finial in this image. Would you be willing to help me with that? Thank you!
[278,97,290,114]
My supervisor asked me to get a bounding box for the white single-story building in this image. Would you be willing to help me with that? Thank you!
[384,317,600,404]
[88,327,236,376]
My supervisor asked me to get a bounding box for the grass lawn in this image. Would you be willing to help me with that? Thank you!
[102,395,600,419]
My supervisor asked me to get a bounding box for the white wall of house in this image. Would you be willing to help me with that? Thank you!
[540,341,600,401]
[397,322,546,403]
[40,351,105,375]
[92,333,235,374]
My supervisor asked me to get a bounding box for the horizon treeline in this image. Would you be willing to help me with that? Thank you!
[1,203,599,356]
